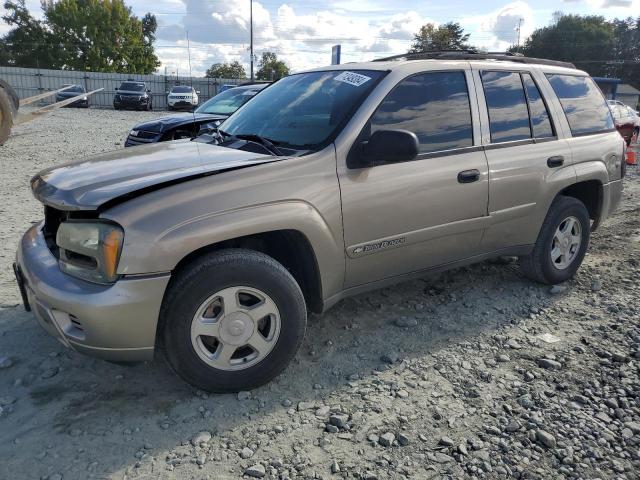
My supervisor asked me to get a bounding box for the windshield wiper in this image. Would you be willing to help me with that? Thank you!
[232,134,285,156]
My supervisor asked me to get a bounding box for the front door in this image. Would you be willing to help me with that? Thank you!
[338,69,490,288]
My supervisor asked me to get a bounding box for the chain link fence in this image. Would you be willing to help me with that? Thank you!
[0,65,244,110]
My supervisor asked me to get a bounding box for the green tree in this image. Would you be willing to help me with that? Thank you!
[1,0,159,73]
[1,0,58,68]
[205,61,247,79]
[512,13,614,77]
[609,17,640,89]
[256,52,289,81]
[409,22,471,53]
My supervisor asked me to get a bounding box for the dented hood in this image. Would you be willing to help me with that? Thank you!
[31,141,278,211]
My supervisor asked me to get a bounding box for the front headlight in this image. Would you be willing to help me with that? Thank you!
[56,222,124,284]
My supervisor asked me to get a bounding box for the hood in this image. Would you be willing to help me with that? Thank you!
[133,113,226,133]
[56,91,85,98]
[117,90,146,96]
[31,141,282,211]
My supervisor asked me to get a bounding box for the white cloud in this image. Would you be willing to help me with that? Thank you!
[461,1,535,51]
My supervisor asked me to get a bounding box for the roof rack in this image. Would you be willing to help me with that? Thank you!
[373,50,575,69]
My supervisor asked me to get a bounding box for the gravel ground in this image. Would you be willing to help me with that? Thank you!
[1,108,639,480]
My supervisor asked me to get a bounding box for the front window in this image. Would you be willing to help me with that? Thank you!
[196,87,261,115]
[120,82,145,92]
[171,86,193,94]
[370,71,473,154]
[219,70,385,150]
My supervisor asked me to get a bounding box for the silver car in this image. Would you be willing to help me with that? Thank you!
[15,53,624,392]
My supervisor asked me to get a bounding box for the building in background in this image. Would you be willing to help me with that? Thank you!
[616,84,640,110]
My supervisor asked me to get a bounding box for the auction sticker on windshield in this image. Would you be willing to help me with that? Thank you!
[334,71,371,87]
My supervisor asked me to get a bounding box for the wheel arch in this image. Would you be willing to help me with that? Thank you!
[558,178,604,231]
[170,229,324,314]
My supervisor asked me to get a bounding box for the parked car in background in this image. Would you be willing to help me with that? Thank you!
[167,85,199,110]
[16,53,624,392]
[56,84,89,108]
[610,103,636,145]
[113,81,153,111]
[125,82,269,147]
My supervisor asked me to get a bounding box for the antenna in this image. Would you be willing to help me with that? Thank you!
[186,30,197,138]
[515,18,523,49]
[250,0,254,81]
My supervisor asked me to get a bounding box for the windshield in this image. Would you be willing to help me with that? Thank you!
[120,82,145,91]
[62,85,84,93]
[220,70,385,150]
[196,87,263,115]
[171,86,193,93]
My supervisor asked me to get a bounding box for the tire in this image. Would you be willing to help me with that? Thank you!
[519,196,590,285]
[0,87,14,146]
[161,249,307,392]
[0,80,19,116]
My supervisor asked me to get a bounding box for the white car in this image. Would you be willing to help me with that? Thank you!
[167,86,199,110]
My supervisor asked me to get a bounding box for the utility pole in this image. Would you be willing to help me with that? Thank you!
[515,18,523,49]
[250,0,254,81]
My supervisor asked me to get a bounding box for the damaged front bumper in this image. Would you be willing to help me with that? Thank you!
[15,223,170,362]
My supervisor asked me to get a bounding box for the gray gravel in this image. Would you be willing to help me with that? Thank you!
[1,108,640,479]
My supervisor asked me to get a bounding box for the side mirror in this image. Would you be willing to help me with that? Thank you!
[348,129,419,169]
[196,90,201,95]
[115,87,119,91]
[146,89,151,93]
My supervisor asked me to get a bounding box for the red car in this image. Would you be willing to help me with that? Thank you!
[610,103,636,145]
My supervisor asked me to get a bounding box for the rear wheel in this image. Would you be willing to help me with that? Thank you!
[519,196,590,284]
[161,249,307,392]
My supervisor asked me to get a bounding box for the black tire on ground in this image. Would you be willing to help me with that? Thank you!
[519,195,590,285]
[0,80,19,116]
[0,87,14,146]
[161,249,307,392]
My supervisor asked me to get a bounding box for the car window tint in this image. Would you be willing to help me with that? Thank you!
[370,71,473,154]
[481,71,531,143]
[522,73,554,138]
[546,74,614,135]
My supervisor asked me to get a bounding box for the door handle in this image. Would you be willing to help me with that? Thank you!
[457,169,480,184]
[547,156,564,168]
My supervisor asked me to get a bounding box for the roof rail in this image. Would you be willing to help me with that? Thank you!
[374,50,576,69]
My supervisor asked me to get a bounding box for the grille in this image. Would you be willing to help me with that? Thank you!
[43,206,67,257]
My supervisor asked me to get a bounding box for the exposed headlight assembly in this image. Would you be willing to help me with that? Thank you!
[56,222,124,284]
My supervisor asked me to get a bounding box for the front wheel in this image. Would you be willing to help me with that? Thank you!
[519,196,590,285]
[161,249,307,392]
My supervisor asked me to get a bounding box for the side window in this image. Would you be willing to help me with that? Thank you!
[522,73,554,138]
[546,74,614,136]
[481,71,531,143]
[370,71,473,154]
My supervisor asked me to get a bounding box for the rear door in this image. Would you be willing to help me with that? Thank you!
[338,69,489,287]
[473,67,574,251]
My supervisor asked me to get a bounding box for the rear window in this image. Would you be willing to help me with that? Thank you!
[522,74,554,138]
[481,71,531,143]
[546,74,614,136]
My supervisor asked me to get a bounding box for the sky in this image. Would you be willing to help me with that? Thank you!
[0,0,637,76]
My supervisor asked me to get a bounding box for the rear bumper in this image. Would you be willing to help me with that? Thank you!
[15,223,170,362]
